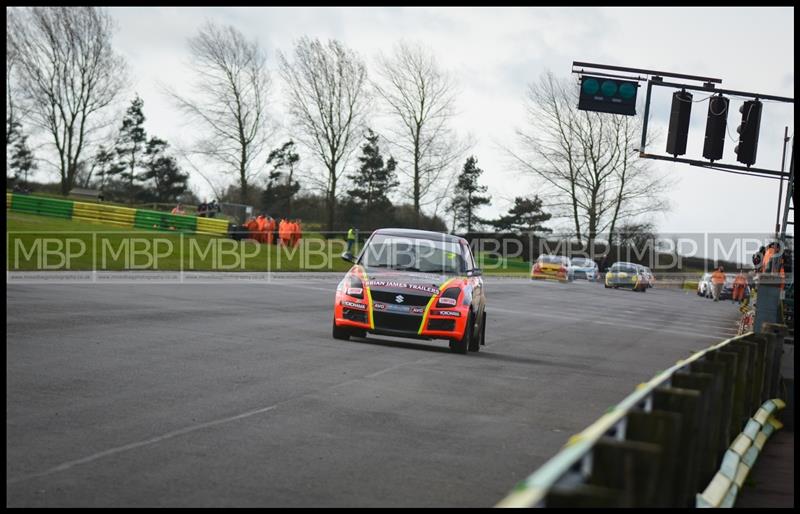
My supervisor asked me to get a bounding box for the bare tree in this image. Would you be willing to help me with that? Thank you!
[279,37,370,232]
[6,24,21,149]
[8,7,127,195]
[505,71,669,245]
[374,41,469,228]
[167,21,273,205]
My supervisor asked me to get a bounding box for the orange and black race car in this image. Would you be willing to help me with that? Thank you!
[333,228,487,354]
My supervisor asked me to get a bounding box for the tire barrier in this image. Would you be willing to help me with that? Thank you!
[6,192,230,236]
[134,208,197,233]
[8,192,73,219]
[496,327,789,508]
[695,398,785,507]
[195,216,230,237]
[72,201,136,228]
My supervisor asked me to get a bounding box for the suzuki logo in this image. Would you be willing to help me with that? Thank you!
[395,295,404,303]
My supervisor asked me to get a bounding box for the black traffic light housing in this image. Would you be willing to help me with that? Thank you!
[577,75,638,116]
[734,99,763,166]
[702,95,729,161]
[666,90,692,156]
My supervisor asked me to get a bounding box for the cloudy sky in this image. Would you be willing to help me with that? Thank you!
[32,7,797,236]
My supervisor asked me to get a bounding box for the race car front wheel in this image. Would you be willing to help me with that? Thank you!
[450,312,473,354]
[332,318,351,340]
[469,311,486,352]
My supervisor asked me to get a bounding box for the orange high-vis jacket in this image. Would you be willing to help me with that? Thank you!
[762,247,776,273]
[279,220,288,244]
[244,218,258,239]
[256,216,267,243]
[711,270,726,285]
[733,274,748,287]
[291,221,300,246]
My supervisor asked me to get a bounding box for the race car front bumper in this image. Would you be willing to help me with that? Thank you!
[334,291,469,340]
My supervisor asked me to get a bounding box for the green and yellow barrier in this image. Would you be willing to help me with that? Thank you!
[6,193,229,237]
[9,193,74,219]
[134,208,197,233]
[72,201,136,228]
[196,216,230,236]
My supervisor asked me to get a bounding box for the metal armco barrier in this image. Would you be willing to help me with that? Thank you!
[7,193,229,236]
[696,398,785,507]
[496,326,788,508]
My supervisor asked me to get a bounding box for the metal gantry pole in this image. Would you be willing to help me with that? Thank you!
[639,78,656,154]
[775,127,790,236]
[780,139,794,243]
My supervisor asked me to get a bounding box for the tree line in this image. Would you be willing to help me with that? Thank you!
[6,7,667,241]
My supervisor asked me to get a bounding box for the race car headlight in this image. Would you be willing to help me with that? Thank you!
[346,276,364,298]
[437,287,460,307]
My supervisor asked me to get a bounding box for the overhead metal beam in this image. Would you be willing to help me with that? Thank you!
[652,79,794,103]
[638,153,790,179]
[572,61,723,84]
[572,68,648,82]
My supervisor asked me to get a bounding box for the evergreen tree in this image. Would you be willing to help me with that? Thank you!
[114,95,148,203]
[91,145,119,192]
[346,129,399,213]
[139,137,189,203]
[451,156,491,233]
[263,141,301,216]
[490,196,552,234]
[7,120,23,178]
[8,122,37,184]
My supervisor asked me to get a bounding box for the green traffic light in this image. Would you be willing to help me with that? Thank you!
[601,80,618,97]
[618,83,636,99]
[582,78,600,96]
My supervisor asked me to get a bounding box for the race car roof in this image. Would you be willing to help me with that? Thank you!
[372,228,464,244]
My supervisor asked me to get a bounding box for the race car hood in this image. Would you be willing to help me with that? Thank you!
[361,269,452,297]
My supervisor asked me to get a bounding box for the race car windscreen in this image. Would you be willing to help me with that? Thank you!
[359,234,467,275]
[571,258,594,267]
[538,255,566,265]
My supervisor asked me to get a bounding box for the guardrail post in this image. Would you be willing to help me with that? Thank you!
[586,437,662,507]
[716,344,752,439]
[761,323,787,400]
[672,372,720,488]
[652,387,701,506]
[728,339,761,418]
[690,360,733,464]
[626,410,683,506]
[738,334,768,403]
[706,351,739,451]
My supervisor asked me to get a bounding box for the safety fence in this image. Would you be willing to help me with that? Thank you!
[6,192,230,237]
[496,323,789,508]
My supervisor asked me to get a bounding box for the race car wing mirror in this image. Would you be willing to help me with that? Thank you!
[467,268,482,277]
[341,251,356,263]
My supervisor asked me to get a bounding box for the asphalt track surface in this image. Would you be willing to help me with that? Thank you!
[6,275,742,507]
